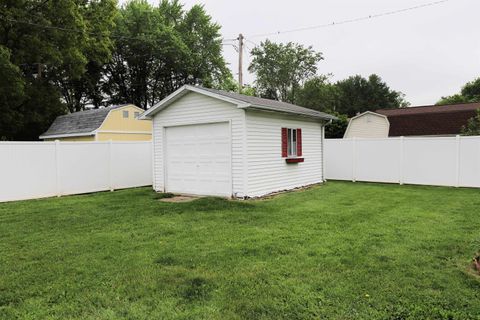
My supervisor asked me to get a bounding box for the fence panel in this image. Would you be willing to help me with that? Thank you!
[459,137,480,187]
[0,141,152,202]
[403,137,457,187]
[355,138,401,183]
[111,141,152,189]
[325,136,480,188]
[324,139,354,181]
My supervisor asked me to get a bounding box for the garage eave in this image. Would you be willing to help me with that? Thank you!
[139,85,252,120]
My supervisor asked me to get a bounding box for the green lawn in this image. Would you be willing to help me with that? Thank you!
[1,182,480,319]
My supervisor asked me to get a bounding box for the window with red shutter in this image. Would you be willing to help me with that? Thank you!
[282,128,304,161]
[281,128,288,157]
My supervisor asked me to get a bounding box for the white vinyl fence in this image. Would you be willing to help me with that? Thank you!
[0,141,152,202]
[325,136,480,188]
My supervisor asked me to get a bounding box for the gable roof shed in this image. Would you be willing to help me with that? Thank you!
[40,104,134,139]
[144,85,336,199]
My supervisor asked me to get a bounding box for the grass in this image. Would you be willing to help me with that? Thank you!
[1,182,480,319]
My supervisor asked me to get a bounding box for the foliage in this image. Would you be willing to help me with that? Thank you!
[104,0,231,109]
[1,182,480,318]
[294,75,341,112]
[437,77,480,105]
[248,40,323,103]
[0,46,25,140]
[0,0,231,139]
[0,0,116,139]
[335,74,408,117]
[436,94,470,105]
[54,0,117,112]
[461,109,480,136]
[295,74,407,137]
[325,112,349,138]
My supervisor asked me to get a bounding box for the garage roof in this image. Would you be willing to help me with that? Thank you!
[141,85,337,121]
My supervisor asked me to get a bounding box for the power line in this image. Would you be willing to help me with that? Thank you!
[245,39,258,48]
[249,0,450,39]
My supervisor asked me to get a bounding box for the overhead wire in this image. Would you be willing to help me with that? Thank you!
[248,0,450,39]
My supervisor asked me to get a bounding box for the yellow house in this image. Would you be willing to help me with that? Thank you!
[40,104,151,141]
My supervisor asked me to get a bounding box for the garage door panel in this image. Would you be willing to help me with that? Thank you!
[165,122,231,196]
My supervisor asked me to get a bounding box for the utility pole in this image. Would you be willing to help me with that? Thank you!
[237,33,244,93]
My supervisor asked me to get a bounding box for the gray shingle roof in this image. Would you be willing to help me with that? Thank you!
[40,105,129,138]
[197,86,337,120]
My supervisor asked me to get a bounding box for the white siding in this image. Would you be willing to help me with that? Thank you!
[245,110,324,197]
[344,113,389,138]
[152,92,246,197]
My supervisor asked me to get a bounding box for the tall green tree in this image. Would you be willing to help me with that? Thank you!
[54,0,117,112]
[0,0,117,139]
[334,74,408,117]
[104,0,231,109]
[0,46,25,140]
[295,75,341,112]
[248,40,323,103]
[437,77,480,105]
[294,74,407,137]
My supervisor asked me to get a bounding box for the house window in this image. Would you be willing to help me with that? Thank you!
[123,110,129,118]
[134,111,140,118]
[287,128,297,157]
[281,127,302,158]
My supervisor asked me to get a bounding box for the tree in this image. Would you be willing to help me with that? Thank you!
[325,112,349,139]
[295,75,341,112]
[54,0,117,112]
[0,46,25,140]
[0,0,116,139]
[335,74,408,117]
[461,109,480,136]
[294,74,407,137]
[248,40,323,103]
[437,77,480,105]
[104,0,231,109]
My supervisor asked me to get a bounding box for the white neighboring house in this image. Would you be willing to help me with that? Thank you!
[140,85,336,198]
[344,111,390,138]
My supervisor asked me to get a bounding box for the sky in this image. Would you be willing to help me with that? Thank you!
[124,0,479,106]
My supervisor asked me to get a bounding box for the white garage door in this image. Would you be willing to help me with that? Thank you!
[165,122,231,197]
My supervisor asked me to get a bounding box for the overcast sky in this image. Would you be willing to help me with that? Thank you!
[127,0,478,106]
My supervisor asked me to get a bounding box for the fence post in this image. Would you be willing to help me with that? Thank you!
[55,140,61,197]
[109,140,114,191]
[455,135,460,187]
[352,137,356,182]
[399,136,404,185]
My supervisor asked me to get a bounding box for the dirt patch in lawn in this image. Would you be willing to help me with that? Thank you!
[160,195,200,203]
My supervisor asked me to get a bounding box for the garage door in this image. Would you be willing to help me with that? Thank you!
[165,122,231,197]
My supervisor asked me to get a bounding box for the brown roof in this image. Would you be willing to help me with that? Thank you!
[375,102,480,136]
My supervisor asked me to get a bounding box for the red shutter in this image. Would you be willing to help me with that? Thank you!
[281,128,288,157]
[296,128,302,156]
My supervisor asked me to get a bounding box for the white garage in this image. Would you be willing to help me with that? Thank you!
[140,85,336,198]
[165,122,231,197]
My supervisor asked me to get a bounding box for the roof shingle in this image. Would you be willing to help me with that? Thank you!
[40,105,129,138]
[199,86,337,120]
[376,102,480,136]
